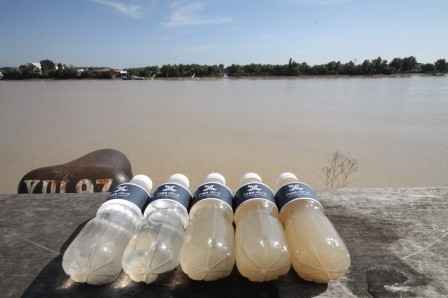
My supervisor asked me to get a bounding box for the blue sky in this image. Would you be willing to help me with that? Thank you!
[1,0,447,68]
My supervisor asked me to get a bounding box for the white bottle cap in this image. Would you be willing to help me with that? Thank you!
[205,173,226,184]
[276,172,298,188]
[240,172,262,185]
[131,174,153,193]
[169,173,190,189]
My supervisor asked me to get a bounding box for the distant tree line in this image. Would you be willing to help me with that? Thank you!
[126,64,226,78]
[123,57,448,78]
[0,59,118,80]
[225,57,448,76]
[1,57,447,80]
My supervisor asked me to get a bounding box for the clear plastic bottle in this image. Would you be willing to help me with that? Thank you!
[62,175,153,285]
[234,173,291,282]
[180,173,235,281]
[122,174,191,283]
[275,172,351,283]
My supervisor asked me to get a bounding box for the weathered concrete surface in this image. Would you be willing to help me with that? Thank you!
[0,188,446,297]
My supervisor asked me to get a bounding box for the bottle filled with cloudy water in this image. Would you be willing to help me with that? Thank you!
[275,172,350,283]
[122,174,191,283]
[62,175,153,285]
[180,173,235,281]
[233,173,291,282]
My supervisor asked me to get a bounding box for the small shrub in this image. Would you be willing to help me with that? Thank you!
[321,151,359,188]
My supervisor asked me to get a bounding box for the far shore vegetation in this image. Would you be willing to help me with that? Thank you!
[1,56,447,80]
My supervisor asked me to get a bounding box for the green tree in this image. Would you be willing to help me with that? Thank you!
[361,59,372,74]
[273,64,288,76]
[80,70,94,79]
[288,58,300,75]
[1,68,21,80]
[209,64,222,76]
[18,64,39,79]
[434,59,447,72]
[389,58,403,73]
[339,61,360,75]
[97,71,114,79]
[421,63,436,73]
[300,62,311,75]
[160,64,176,77]
[40,59,56,75]
[310,64,326,75]
[50,68,78,79]
[370,57,387,74]
[401,56,417,72]
[147,65,160,77]
[218,64,225,75]
[226,64,243,76]
[326,61,340,74]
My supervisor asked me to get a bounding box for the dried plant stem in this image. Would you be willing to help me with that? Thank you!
[321,151,359,188]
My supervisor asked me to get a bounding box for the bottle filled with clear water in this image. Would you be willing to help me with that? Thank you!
[122,174,191,283]
[233,173,291,282]
[62,175,153,285]
[180,173,235,281]
[275,172,351,283]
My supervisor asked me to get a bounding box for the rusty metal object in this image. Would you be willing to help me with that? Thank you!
[17,149,133,194]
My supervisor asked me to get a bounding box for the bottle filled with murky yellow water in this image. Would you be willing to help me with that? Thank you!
[233,173,291,282]
[275,172,350,283]
[180,173,235,281]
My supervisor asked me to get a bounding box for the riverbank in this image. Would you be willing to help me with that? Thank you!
[1,72,445,82]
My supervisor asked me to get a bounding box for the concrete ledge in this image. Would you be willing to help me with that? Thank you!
[0,188,447,297]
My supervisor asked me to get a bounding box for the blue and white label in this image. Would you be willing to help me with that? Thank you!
[233,183,276,211]
[106,183,150,211]
[150,183,192,211]
[275,182,318,211]
[192,183,233,209]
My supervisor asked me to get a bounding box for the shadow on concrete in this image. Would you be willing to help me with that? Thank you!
[328,208,430,297]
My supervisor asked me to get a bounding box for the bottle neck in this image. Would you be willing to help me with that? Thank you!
[277,177,299,189]
[241,178,261,184]
[205,178,224,184]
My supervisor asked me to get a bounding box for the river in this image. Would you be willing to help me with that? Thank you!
[0,76,447,194]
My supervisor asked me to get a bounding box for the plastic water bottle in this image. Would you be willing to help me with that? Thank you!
[233,173,291,282]
[62,175,153,285]
[275,172,351,283]
[122,174,191,283]
[180,173,235,281]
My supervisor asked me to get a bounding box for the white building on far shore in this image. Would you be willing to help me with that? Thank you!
[31,63,42,70]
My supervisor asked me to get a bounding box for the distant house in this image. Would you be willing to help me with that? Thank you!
[31,63,42,70]
[93,68,115,73]
[119,70,128,78]
[91,68,120,78]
